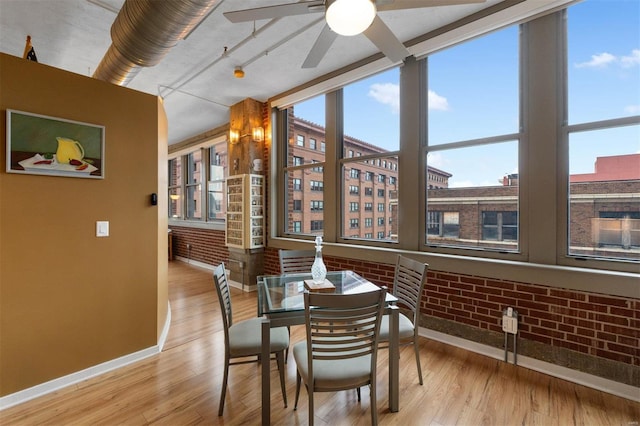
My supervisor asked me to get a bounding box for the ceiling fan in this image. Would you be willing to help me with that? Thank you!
[224,0,486,68]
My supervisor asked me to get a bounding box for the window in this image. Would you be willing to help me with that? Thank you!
[349,202,359,212]
[310,200,324,211]
[293,221,302,233]
[293,178,302,190]
[320,141,325,152]
[365,187,373,196]
[185,150,202,220]
[426,25,520,252]
[482,211,518,242]
[207,146,226,220]
[377,231,385,239]
[310,180,324,191]
[168,157,182,218]
[378,203,384,212]
[378,174,386,183]
[389,176,396,185]
[293,156,303,166]
[310,138,317,150]
[365,218,373,227]
[364,202,373,211]
[378,217,385,226]
[296,135,304,147]
[427,211,460,239]
[377,189,385,197]
[365,171,373,181]
[311,220,324,231]
[293,200,302,211]
[169,140,228,223]
[349,185,359,195]
[350,168,360,179]
[566,0,640,262]
[350,219,359,229]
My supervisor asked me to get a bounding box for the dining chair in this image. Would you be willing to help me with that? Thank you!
[279,249,316,274]
[212,263,289,416]
[378,255,428,385]
[293,288,386,426]
[278,248,316,361]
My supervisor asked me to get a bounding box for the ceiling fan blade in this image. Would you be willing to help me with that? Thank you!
[377,0,486,12]
[302,23,339,68]
[363,15,410,63]
[224,1,325,23]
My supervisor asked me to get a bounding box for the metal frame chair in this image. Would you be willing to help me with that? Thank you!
[278,249,316,274]
[212,263,289,416]
[378,255,428,385]
[293,288,386,426]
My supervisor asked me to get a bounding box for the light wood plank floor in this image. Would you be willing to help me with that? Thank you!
[2,261,638,425]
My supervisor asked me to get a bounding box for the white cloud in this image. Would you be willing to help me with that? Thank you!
[428,90,449,111]
[575,49,640,69]
[427,152,447,169]
[624,104,640,114]
[621,49,640,68]
[575,52,616,68]
[368,83,399,114]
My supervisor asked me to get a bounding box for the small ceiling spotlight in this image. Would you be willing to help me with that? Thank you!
[234,66,245,78]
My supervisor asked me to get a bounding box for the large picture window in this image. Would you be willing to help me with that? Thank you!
[426,26,520,252]
[566,0,640,261]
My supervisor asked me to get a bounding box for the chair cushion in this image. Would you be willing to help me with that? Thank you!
[293,342,372,390]
[228,317,289,358]
[378,312,415,341]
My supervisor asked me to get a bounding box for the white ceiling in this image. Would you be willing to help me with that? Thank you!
[0,0,550,145]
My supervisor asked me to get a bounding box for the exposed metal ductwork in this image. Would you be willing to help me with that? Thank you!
[93,0,218,86]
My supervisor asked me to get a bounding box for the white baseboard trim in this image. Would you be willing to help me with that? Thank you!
[0,301,174,411]
[419,327,640,402]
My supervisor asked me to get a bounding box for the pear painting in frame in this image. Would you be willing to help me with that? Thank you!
[6,109,105,179]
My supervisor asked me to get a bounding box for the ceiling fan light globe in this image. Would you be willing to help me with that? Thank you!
[326,0,376,36]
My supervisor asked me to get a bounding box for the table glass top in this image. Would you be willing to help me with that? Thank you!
[258,270,395,315]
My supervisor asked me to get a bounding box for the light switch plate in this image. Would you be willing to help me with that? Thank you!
[96,221,109,237]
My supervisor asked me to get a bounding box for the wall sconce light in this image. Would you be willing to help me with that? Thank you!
[229,127,263,144]
[229,129,240,144]
[252,126,264,142]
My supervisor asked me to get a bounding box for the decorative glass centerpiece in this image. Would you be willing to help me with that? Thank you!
[311,235,327,284]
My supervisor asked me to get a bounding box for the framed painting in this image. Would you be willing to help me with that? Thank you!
[6,109,105,179]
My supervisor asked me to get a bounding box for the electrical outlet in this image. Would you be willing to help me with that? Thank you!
[502,315,518,334]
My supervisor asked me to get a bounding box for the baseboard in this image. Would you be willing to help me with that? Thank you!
[420,327,640,402]
[0,301,174,411]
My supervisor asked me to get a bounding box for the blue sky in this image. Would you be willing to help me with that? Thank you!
[294,0,639,186]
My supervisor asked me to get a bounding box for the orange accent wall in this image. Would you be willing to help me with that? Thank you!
[0,53,166,396]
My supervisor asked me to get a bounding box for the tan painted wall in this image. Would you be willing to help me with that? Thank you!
[0,53,165,396]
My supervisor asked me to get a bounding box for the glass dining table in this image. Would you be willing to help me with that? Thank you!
[257,270,400,425]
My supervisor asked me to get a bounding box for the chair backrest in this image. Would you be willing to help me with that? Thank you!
[393,255,428,324]
[213,263,233,343]
[279,249,316,274]
[303,288,386,376]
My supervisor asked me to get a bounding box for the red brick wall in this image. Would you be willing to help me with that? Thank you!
[169,226,228,266]
[424,271,639,366]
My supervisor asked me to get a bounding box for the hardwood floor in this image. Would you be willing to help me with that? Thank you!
[2,261,638,425]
